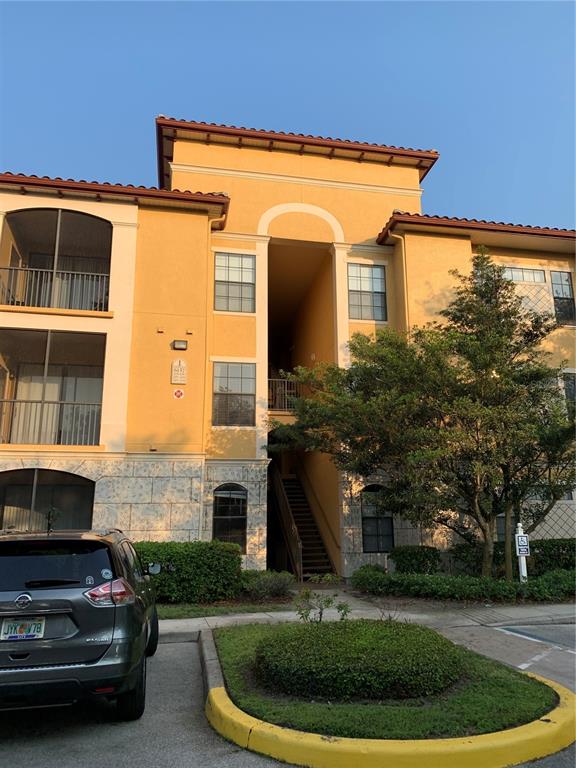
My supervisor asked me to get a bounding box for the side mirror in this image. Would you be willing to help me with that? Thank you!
[147,562,162,576]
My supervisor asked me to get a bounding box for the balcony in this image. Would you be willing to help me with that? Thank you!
[0,400,102,446]
[0,328,105,447]
[0,208,112,313]
[268,379,303,412]
[0,267,109,312]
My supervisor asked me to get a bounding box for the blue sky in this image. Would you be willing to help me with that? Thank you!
[0,1,574,229]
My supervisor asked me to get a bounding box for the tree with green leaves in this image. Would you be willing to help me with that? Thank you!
[275,253,575,578]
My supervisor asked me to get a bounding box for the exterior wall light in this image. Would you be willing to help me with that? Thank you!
[172,340,188,351]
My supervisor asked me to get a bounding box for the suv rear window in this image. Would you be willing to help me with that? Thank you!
[0,540,115,591]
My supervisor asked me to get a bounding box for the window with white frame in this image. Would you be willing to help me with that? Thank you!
[361,485,394,553]
[502,267,545,283]
[348,263,387,321]
[551,272,575,324]
[212,362,256,426]
[214,253,255,313]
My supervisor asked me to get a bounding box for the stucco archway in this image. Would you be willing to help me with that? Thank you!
[257,203,345,243]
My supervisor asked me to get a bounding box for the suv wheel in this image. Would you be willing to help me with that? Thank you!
[146,608,159,657]
[116,656,146,721]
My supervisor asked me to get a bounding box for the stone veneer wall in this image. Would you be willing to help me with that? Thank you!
[0,455,269,570]
[339,473,423,579]
[203,461,269,570]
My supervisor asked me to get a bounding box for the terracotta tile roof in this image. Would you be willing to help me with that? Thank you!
[156,116,439,187]
[377,212,576,244]
[0,172,229,219]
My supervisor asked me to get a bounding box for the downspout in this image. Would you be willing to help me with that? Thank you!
[388,232,410,336]
[209,210,228,232]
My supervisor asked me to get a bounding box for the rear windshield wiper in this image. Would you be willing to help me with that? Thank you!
[24,579,81,588]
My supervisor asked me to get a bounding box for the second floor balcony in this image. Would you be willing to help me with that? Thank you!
[0,399,101,446]
[268,378,303,412]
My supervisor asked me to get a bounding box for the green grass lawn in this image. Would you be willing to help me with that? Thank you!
[157,599,293,620]
[213,622,557,740]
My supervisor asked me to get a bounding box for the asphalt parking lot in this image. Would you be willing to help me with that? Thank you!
[0,623,573,768]
[0,640,280,768]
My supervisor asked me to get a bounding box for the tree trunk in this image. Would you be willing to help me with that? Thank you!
[480,518,496,577]
[504,505,514,581]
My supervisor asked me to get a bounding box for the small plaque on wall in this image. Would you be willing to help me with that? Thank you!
[171,359,187,385]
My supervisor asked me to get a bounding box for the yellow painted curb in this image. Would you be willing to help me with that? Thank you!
[205,674,576,768]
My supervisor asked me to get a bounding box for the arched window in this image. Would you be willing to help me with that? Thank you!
[1,209,112,311]
[213,484,247,553]
[361,484,394,553]
[0,469,94,532]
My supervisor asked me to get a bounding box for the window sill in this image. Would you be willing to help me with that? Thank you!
[213,311,257,317]
[0,444,106,452]
[211,426,256,430]
[349,319,389,325]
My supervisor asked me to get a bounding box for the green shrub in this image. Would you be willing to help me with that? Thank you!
[254,620,464,700]
[351,566,576,603]
[133,540,242,603]
[350,564,386,593]
[390,545,440,574]
[450,538,575,578]
[520,570,576,602]
[241,570,295,601]
[529,539,576,576]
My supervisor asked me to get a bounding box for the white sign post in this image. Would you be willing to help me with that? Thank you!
[515,523,530,583]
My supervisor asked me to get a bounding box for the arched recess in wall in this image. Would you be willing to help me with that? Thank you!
[0,468,95,531]
[0,208,112,311]
[257,203,345,243]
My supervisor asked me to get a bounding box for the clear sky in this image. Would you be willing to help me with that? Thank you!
[0,1,574,229]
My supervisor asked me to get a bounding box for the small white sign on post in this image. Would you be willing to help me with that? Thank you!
[515,523,530,583]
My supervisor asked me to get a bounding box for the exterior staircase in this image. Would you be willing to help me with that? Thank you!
[281,476,332,576]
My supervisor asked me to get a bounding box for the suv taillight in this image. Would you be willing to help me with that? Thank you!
[84,578,135,606]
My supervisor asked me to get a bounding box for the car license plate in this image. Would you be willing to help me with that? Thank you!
[1,617,45,641]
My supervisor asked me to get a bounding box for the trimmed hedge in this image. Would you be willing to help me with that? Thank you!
[390,545,440,574]
[240,570,295,600]
[254,620,464,700]
[351,564,576,603]
[529,539,576,576]
[133,540,242,603]
[450,538,576,578]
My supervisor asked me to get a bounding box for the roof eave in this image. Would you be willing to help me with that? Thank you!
[377,214,576,246]
[155,117,439,189]
[0,173,229,222]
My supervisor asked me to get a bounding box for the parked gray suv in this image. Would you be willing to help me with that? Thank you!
[0,529,159,721]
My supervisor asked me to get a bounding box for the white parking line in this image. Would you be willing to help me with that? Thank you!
[495,627,551,645]
[517,647,562,670]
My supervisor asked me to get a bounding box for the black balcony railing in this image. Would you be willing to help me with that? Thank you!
[268,379,303,411]
[0,267,109,311]
[0,400,102,446]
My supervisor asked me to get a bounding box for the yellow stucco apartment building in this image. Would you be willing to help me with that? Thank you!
[0,117,574,577]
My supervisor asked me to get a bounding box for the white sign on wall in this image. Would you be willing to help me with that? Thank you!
[171,359,187,385]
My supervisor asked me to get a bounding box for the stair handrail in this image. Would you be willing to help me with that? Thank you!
[294,454,340,566]
[271,464,303,582]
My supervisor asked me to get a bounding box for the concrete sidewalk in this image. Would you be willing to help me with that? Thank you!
[159,590,575,643]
